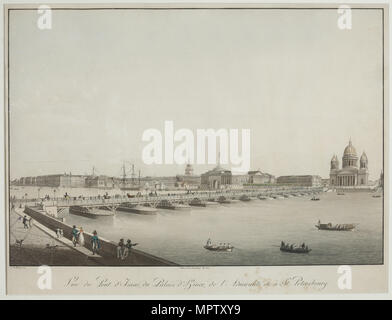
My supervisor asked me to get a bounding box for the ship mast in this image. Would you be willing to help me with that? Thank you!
[122,163,127,187]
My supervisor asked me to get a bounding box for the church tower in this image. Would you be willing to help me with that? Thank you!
[329,154,339,186]
[358,152,369,185]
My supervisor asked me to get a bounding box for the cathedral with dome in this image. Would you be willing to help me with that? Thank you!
[329,139,369,187]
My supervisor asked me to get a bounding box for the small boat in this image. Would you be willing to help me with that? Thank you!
[315,221,356,231]
[239,195,251,201]
[204,243,234,252]
[280,246,311,254]
[311,196,320,201]
[69,205,114,218]
[189,198,207,207]
[372,194,382,198]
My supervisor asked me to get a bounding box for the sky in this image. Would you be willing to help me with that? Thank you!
[9,8,384,180]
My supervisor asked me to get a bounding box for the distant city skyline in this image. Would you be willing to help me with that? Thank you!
[9,9,383,180]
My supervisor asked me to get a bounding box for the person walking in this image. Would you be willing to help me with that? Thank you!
[71,225,79,247]
[122,239,138,260]
[22,215,29,229]
[91,230,100,255]
[78,227,85,246]
[117,239,125,259]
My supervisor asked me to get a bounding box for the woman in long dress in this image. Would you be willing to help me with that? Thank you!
[78,227,85,246]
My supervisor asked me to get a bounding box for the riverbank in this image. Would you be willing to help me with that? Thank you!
[12,207,176,266]
[9,209,98,266]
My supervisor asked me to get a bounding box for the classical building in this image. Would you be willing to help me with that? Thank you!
[248,171,276,185]
[85,175,115,188]
[276,175,322,187]
[200,164,232,189]
[329,140,369,187]
[201,167,275,189]
[16,173,86,188]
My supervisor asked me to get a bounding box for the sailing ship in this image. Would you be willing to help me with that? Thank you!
[119,163,141,191]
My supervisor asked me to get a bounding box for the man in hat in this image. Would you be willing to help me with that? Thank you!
[71,225,79,247]
[91,230,100,255]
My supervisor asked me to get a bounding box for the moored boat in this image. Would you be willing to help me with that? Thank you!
[217,196,231,204]
[69,205,114,218]
[116,203,157,215]
[239,195,251,201]
[189,198,207,207]
[156,200,191,210]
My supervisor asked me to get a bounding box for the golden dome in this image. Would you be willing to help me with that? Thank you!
[343,139,357,157]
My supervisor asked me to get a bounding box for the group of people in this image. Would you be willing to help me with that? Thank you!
[71,226,101,255]
[55,228,64,238]
[280,241,309,251]
[71,225,85,247]
[116,238,138,260]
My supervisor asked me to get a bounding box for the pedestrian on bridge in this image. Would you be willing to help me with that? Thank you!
[117,239,125,259]
[122,239,138,260]
[22,215,29,229]
[91,230,100,255]
[71,225,79,247]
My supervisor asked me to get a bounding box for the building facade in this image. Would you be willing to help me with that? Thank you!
[248,171,276,184]
[276,175,322,187]
[201,165,232,189]
[329,140,369,187]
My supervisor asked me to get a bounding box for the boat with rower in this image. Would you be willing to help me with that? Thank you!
[280,242,311,254]
[69,205,114,218]
[315,220,357,231]
[204,239,234,252]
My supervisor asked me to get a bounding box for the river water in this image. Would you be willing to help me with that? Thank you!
[10,187,383,265]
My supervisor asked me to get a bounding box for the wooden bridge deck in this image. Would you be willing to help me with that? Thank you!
[32,187,323,208]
